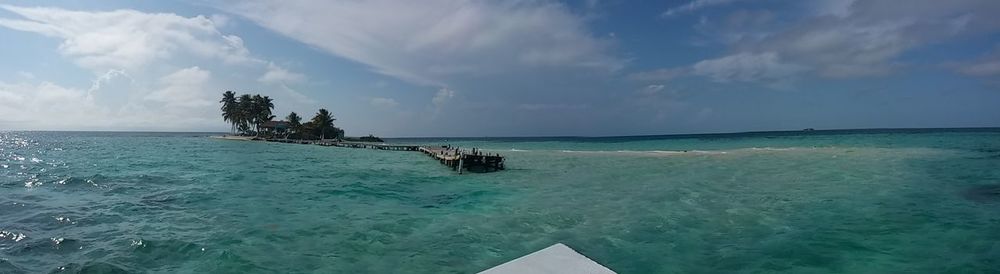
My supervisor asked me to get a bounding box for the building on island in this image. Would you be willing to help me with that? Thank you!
[259,120,291,137]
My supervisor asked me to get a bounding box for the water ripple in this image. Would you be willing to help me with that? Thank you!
[1,131,999,273]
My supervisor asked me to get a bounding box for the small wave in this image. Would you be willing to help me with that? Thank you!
[543,147,852,157]
[55,216,76,224]
[10,212,80,230]
[0,230,27,242]
[553,149,727,155]
[127,237,210,270]
[750,147,798,151]
[47,175,113,191]
[649,150,685,154]
[130,237,205,255]
[47,237,83,252]
[689,150,727,154]
[24,179,42,188]
[7,236,83,256]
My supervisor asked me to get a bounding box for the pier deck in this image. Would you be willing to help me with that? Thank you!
[420,146,505,174]
[260,138,504,173]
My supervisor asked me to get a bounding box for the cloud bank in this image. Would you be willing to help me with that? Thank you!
[0,5,310,131]
[221,0,622,87]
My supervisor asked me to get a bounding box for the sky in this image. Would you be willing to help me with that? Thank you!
[0,0,999,137]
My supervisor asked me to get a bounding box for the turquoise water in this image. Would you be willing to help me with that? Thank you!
[2,129,1000,273]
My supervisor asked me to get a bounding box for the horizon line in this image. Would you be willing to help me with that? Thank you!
[3,126,999,139]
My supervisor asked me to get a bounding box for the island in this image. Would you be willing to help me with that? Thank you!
[219,90,350,141]
[216,91,504,173]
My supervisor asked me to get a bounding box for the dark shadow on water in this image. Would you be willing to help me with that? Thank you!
[1,259,27,274]
[50,261,130,274]
[962,184,1000,203]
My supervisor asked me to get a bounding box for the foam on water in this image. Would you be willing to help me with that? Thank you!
[1,130,1000,273]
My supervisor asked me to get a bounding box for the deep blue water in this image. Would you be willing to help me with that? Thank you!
[2,129,1000,273]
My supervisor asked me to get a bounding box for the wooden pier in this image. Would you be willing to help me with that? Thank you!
[329,141,419,151]
[261,139,504,173]
[419,146,505,174]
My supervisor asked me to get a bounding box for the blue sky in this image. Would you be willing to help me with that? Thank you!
[1,0,998,137]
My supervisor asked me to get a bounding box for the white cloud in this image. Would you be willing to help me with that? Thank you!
[692,52,806,82]
[258,62,306,84]
[432,87,455,108]
[0,5,260,72]
[646,84,666,91]
[0,6,320,131]
[145,66,214,108]
[627,68,686,82]
[693,0,1000,79]
[87,70,129,93]
[692,10,776,46]
[0,66,223,130]
[369,97,399,109]
[16,71,35,80]
[960,61,1000,77]
[0,81,106,129]
[274,84,316,106]
[812,0,856,18]
[953,45,1000,77]
[517,103,588,111]
[222,0,621,87]
[771,20,912,78]
[210,14,231,28]
[640,84,667,95]
[663,0,741,17]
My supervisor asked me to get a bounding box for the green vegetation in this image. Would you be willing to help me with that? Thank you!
[342,135,385,143]
[220,91,275,136]
[309,109,340,140]
[220,91,351,140]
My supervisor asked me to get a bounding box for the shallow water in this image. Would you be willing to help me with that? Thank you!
[2,129,999,273]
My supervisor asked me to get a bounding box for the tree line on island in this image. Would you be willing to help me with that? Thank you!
[220,91,382,142]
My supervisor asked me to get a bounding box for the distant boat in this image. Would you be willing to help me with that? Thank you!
[802,128,816,131]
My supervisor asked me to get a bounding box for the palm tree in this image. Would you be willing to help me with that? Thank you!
[310,108,337,140]
[236,94,254,135]
[257,95,274,134]
[286,112,302,139]
[246,94,274,136]
[250,94,261,134]
[220,92,302,138]
[220,91,237,134]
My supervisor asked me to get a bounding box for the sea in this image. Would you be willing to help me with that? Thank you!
[2,128,999,273]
